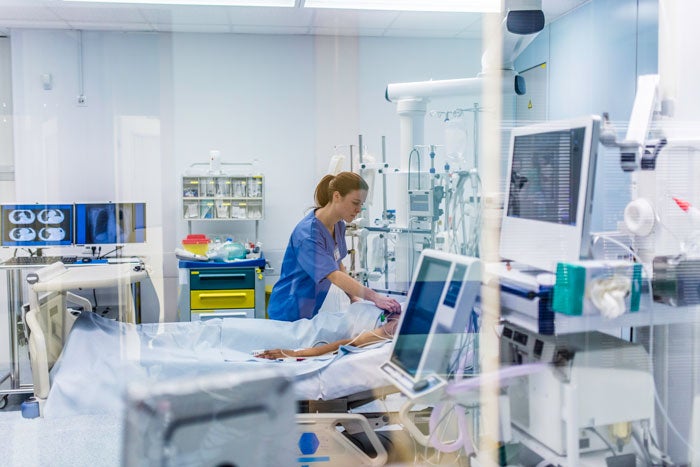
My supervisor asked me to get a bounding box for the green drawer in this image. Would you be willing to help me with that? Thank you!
[190,268,255,290]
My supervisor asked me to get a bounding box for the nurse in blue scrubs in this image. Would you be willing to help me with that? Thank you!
[268,172,401,321]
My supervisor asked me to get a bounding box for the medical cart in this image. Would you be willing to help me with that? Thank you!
[177,256,266,322]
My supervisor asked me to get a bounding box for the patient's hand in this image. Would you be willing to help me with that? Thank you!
[256,349,297,360]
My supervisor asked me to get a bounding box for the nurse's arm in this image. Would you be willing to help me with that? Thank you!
[337,262,362,302]
[327,270,401,313]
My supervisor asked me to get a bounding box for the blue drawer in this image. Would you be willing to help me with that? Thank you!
[190,268,255,290]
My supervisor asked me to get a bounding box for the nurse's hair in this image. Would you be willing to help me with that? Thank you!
[314,172,369,207]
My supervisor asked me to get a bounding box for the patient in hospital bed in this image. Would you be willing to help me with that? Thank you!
[42,299,396,418]
[256,315,399,360]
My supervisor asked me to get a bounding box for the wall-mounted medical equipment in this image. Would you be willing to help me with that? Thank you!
[500,115,601,272]
[123,369,297,467]
[408,189,437,232]
[74,202,147,245]
[500,322,655,457]
[552,260,642,318]
[0,204,74,247]
[380,249,481,399]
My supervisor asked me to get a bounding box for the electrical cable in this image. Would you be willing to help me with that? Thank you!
[585,427,616,456]
[427,401,474,455]
[98,245,123,259]
[631,427,653,466]
[408,148,421,190]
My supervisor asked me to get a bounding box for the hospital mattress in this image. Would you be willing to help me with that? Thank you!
[43,302,393,417]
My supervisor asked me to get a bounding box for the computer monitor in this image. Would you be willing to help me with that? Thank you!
[74,202,146,245]
[0,204,74,247]
[122,369,298,467]
[381,249,481,399]
[500,115,601,272]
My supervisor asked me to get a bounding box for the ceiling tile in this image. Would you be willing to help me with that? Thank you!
[383,28,463,38]
[391,11,482,30]
[0,18,71,29]
[50,6,147,23]
[232,24,309,34]
[153,22,231,32]
[312,9,399,29]
[227,7,313,27]
[0,0,590,38]
[0,5,63,21]
[69,21,154,31]
[139,5,230,25]
[312,26,386,37]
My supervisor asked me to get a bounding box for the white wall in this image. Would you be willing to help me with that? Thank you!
[8,29,481,321]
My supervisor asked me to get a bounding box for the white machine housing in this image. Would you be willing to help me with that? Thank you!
[500,322,655,455]
[381,249,481,399]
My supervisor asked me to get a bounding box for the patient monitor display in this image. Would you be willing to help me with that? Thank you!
[74,202,146,244]
[500,116,601,272]
[381,249,481,399]
[0,204,73,246]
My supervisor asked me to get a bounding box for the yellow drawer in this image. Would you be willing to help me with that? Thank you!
[190,289,254,310]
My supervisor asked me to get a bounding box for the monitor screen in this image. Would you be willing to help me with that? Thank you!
[507,127,585,225]
[74,202,147,245]
[390,256,451,377]
[0,204,74,246]
[500,116,600,272]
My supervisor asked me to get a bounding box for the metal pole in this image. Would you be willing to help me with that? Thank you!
[381,136,389,290]
[473,102,480,171]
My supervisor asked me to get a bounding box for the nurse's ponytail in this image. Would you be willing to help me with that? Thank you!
[315,174,335,207]
[314,172,369,208]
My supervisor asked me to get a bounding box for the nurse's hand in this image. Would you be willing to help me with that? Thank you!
[372,294,402,314]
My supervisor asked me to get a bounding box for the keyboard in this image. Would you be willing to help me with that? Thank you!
[3,256,79,266]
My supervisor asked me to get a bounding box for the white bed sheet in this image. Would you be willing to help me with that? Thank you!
[44,302,393,418]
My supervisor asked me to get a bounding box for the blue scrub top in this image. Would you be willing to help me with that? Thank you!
[268,210,347,321]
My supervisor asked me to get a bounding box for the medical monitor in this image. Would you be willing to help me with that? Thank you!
[0,204,74,247]
[500,115,601,272]
[122,369,297,467]
[381,249,481,399]
[74,202,146,245]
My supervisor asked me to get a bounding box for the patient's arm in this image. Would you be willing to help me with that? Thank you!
[257,319,398,360]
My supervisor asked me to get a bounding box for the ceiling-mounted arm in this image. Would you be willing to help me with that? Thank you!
[385,0,545,103]
[482,0,544,74]
[599,74,663,171]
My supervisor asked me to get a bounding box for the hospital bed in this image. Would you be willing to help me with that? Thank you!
[24,249,483,465]
[22,263,402,464]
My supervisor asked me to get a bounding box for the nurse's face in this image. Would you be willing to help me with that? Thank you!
[336,189,367,222]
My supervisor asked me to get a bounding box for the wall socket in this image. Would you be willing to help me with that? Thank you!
[77,95,87,106]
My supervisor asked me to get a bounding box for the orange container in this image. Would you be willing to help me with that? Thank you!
[182,234,210,256]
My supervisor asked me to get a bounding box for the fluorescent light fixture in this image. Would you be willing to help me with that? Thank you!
[64,0,296,6]
[302,0,501,13]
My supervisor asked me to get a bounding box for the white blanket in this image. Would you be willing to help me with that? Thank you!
[44,302,392,418]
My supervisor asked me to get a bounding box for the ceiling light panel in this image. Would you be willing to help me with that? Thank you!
[303,0,501,13]
[64,0,296,7]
